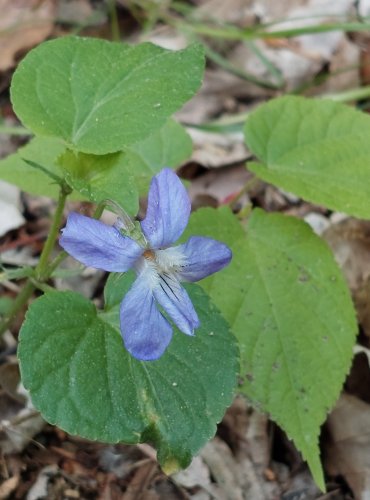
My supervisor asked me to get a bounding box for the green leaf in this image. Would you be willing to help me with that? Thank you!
[11,36,204,154]
[18,280,239,472]
[244,96,370,218]
[58,150,139,213]
[0,137,65,199]
[58,119,192,213]
[0,297,14,317]
[185,207,357,490]
[0,119,191,211]
[124,118,193,195]
[22,159,65,185]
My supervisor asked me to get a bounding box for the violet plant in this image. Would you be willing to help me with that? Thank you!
[60,168,232,360]
[1,35,368,491]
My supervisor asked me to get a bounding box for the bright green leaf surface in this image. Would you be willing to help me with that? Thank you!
[244,96,370,218]
[124,119,193,195]
[0,119,191,211]
[185,207,357,489]
[0,137,65,199]
[18,278,238,471]
[11,36,204,154]
[58,150,139,213]
[58,119,192,212]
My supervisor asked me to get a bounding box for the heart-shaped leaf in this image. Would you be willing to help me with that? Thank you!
[185,207,357,490]
[18,278,238,472]
[0,119,191,212]
[244,96,370,218]
[11,36,204,154]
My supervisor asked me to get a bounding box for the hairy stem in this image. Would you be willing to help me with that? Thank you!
[108,0,120,41]
[46,250,68,277]
[35,184,70,281]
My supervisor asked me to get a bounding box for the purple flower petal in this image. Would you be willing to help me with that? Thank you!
[176,236,232,282]
[60,212,142,272]
[141,168,191,249]
[153,273,199,336]
[120,272,173,361]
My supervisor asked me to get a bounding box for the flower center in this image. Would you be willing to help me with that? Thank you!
[143,249,156,261]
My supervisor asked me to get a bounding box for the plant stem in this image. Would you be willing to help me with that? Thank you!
[93,200,108,219]
[178,20,370,42]
[108,0,120,41]
[29,278,56,294]
[35,184,70,281]
[0,267,34,282]
[237,203,253,222]
[321,85,370,102]
[0,281,34,336]
[0,125,32,136]
[46,251,68,277]
[202,42,281,90]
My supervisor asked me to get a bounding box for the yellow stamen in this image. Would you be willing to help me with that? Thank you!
[143,249,155,261]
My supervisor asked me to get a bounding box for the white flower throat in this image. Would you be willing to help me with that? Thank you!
[136,247,186,292]
[114,213,186,292]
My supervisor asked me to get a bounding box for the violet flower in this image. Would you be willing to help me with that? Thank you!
[60,168,231,361]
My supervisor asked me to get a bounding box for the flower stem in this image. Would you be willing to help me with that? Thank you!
[46,250,68,277]
[108,0,120,42]
[93,200,107,219]
[0,125,32,136]
[0,281,34,336]
[43,195,120,281]
[321,85,370,103]
[35,183,70,281]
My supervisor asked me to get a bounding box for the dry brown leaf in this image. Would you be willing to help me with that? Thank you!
[230,29,359,94]
[326,393,370,498]
[188,129,247,169]
[0,475,20,500]
[0,367,44,455]
[26,464,59,500]
[140,26,188,51]
[0,405,44,455]
[346,348,370,404]
[221,396,251,451]
[195,0,359,102]
[194,0,264,32]
[200,439,243,500]
[172,456,211,491]
[322,218,370,340]
[0,0,56,72]
[247,0,308,21]
[243,410,269,469]
[188,165,252,207]
[122,461,158,500]
[323,218,370,292]
[56,0,94,24]
[311,35,360,96]
[214,398,279,499]
[175,74,235,125]
[0,182,25,238]
[353,280,370,341]
[304,212,330,236]
[0,361,23,403]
